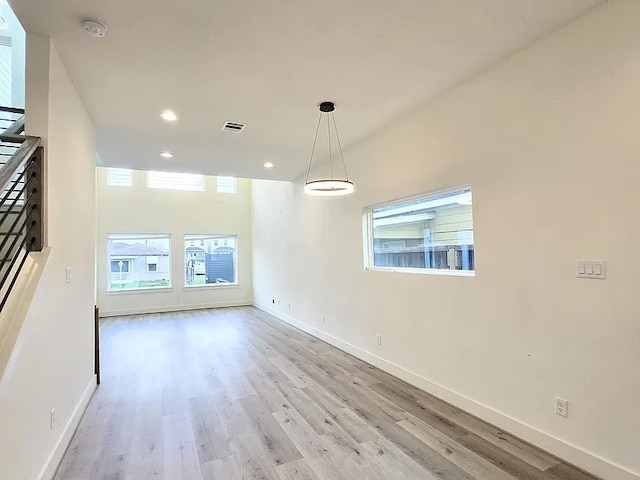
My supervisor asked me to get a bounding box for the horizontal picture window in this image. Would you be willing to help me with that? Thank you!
[365,187,474,274]
[108,234,171,290]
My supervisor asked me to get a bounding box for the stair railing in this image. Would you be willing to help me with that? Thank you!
[0,106,44,312]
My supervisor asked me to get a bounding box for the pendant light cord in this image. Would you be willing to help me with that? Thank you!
[332,113,349,181]
[327,113,333,180]
[305,112,323,184]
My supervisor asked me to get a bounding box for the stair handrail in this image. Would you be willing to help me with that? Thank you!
[0,107,45,313]
[0,110,41,194]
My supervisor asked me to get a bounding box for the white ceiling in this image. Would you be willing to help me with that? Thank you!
[11,0,604,181]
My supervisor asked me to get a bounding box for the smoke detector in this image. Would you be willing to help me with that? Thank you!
[83,20,107,38]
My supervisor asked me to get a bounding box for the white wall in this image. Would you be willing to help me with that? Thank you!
[0,37,96,480]
[97,168,253,316]
[251,1,640,479]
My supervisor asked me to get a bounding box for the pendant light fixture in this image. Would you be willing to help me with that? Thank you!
[304,101,354,196]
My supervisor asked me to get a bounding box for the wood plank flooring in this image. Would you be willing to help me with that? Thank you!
[54,307,599,480]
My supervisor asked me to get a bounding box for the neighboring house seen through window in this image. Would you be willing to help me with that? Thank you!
[184,234,237,287]
[365,186,474,274]
[108,234,171,290]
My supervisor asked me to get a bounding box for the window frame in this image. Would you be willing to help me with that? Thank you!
[106,233,173,292]
[183,234,239,289]
[363,185,475,277]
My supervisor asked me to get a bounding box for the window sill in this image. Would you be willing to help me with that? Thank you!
[106,286,173,295]
[365,267,475,277]
[183,283,239,291]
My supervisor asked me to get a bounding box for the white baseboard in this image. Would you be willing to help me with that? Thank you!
[254,302,639,480]
[100,300,253,318]
[37,374,97,480]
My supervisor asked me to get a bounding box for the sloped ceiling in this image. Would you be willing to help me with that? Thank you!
[11,0,604,180]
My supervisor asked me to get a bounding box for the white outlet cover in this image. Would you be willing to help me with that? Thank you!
[555,397,568,417]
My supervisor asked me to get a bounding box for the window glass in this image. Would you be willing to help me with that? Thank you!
[366,187,474,273]
[107,168,133,187]
[216,176,237,193]
[108,234,171,290]
[147,171,204,191]
[184,234,237,286]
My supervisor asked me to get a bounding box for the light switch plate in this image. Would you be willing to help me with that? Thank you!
[577,260,606,280]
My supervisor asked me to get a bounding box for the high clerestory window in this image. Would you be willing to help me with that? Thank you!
[147,171,204,191]
[216,176,237,193]
[107,168,132,187]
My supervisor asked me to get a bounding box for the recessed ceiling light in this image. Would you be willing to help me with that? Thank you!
[264,162,274,169]
[160,151,174,159]
[160,110,178,122]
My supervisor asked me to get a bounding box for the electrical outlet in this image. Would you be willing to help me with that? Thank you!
[321,314,325,323]
[65,267,71,284]
[272,299,275,304]
[376,334,382,346]
[555,397,568,417]
[50,408,55,430]
[288,303,291,311]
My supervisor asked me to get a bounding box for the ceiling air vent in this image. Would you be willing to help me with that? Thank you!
[221,121,246,133]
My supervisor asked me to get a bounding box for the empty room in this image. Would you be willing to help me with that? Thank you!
[0,0,638,479]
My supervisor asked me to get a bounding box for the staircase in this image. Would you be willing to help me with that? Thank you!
[0,106,44,312]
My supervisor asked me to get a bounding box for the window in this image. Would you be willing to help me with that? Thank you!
[147,171,204,191]
[364,187,474,274]
[184,234,237,286]
[216,176,237,193]
[111,259,130,273]
[107,168,132,187]
[0,35,13,107]
[108,234,171,290]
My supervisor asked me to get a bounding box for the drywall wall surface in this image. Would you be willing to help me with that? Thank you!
[251,1,640,478]
[97,168,253,316]
[0,38,96,480]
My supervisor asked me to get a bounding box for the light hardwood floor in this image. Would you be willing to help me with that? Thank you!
[54,307,599,480]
